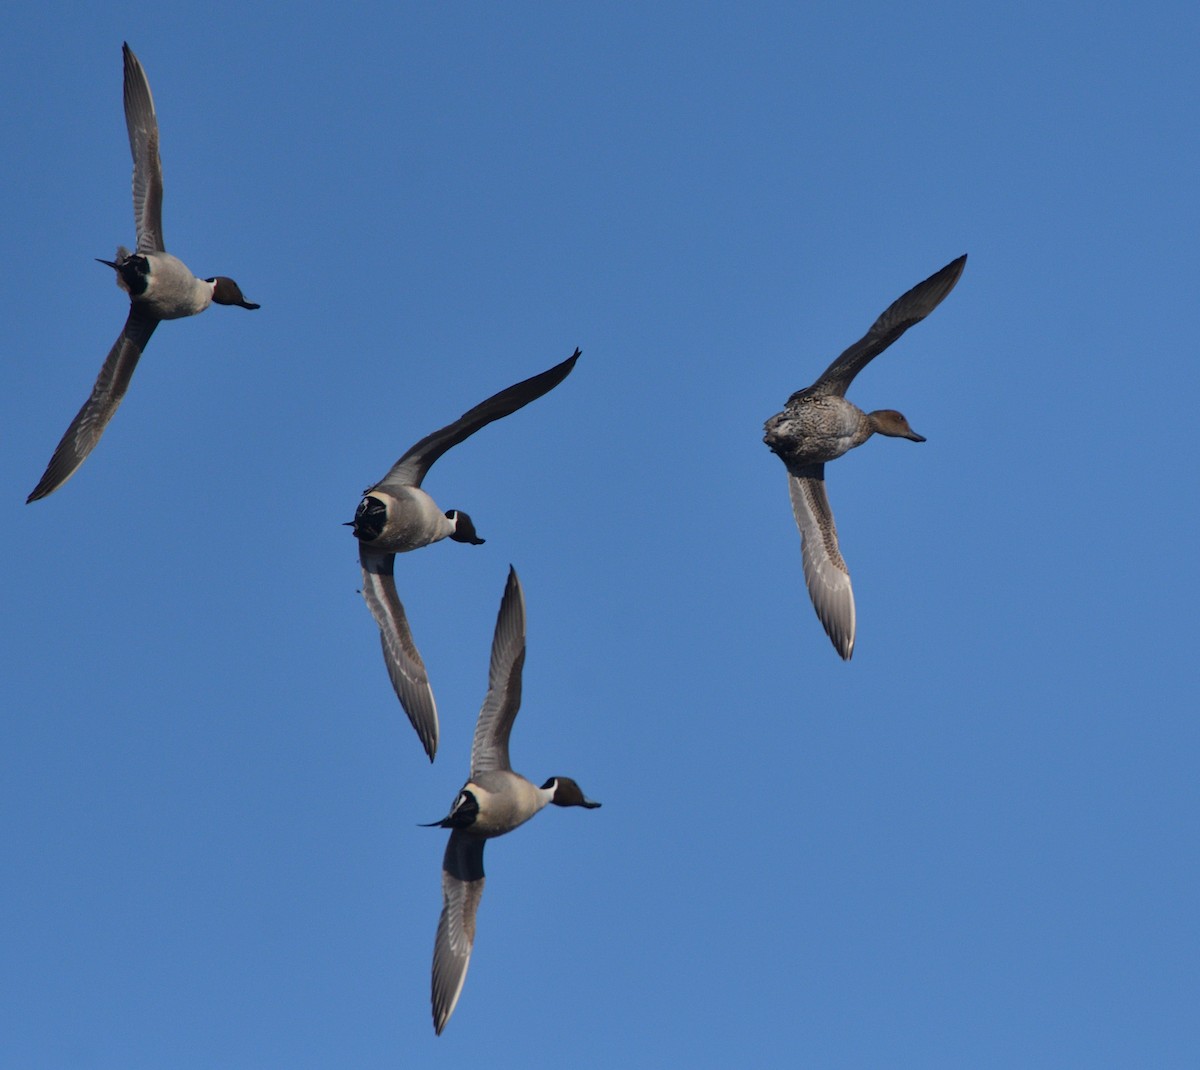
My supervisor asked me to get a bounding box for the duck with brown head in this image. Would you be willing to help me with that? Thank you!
[763,254,966,660]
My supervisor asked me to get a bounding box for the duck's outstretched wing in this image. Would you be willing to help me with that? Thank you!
[787,465,856,660]
[122,44,165,255]
[432,831,486,1035]
[470,566,527,778]
[372,349,580,492]
[27,308,159,502]
[359,544,439,760]
[800,254,966,400]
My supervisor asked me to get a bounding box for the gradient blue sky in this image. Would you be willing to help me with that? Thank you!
[4,3,1198,1067]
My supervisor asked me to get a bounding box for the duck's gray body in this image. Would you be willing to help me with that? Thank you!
[763,254,966,660]
[450,771,555,836]
[427,567,599,1035]
[355,486,456,554]
[27,43,258,503]
[115,249,220,319]
[351,350,580,762]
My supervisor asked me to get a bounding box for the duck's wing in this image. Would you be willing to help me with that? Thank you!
[121,44,164,255]
[470,566,526,778]
[787,465,856,660]
[801,254,966,400]
[359,544,439,761]
[432,831,486,1035]
[27,308,159,502]
[372,349,580,493]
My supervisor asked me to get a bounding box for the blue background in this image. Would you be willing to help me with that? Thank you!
[3,3,1198,1066]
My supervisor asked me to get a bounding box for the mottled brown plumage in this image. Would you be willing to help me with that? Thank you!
[764,254,966,658]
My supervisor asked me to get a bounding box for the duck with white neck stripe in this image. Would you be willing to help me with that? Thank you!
[423,566,600,1035]
[28,43,259,503]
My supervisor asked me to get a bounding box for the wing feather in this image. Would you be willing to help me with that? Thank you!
[27,309,158,502]
[122,44,165,254]
[359,544,439,760]
[470,567,527,778]
[373,349,579,492]
[431,832,486,1035]
[799,254,966,400]
[787,467,856,660]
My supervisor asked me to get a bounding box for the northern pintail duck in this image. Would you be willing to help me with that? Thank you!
[27,43,259,503]
[350,350,579,761]
[763,254,966,659]
[424,566,599,1035]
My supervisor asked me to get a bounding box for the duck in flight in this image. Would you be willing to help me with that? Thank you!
[423,566,600,1034]
[27,43,259,503]
[763,255,966,659]
[349,349,579,761]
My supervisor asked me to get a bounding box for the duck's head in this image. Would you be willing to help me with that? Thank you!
[868,409,925,442]
[207,276,261,310]
[541,777,601,809]
[446,510,485,545]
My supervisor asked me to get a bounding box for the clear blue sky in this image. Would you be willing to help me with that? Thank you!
[4,3,1198,1067]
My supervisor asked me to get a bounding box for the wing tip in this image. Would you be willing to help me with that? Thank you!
[26,454,80,503]
[408,694,440,762]
[26,476,53,504]
[941,252,968,288]
[541,346,582,389]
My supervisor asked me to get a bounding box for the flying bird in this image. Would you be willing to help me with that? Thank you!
[27,43,259,503]
[763,254,966,659]
[424,566,600,1035]
[349,349,579,761]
